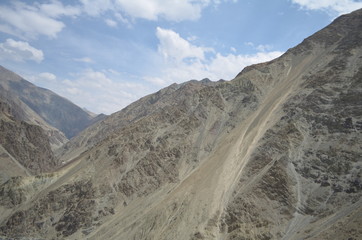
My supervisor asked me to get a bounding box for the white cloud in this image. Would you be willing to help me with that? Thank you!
[38,1,81,18]
[113,0,206,21]
[54,69,150,114]
[187,35,198,41]
[149,51,283,85]
[78,0,237,22]
[292,0,362,15]
[0,0,238,39]
[143,76,169,86]
[25,72,56,85]
[0,0,240,39]
[114,12,131,26]
[66,87,82,95]
[80,0,115,16]
[74,57,94,63]
[0,1,80,39]
[39,72,56,81]
[208,51,283,79]
[0,38,44,63]
[105,18,118,27]
[245,42,274,52]
[256,44,273,52]
[24,68,149,114]
[146,28,283,86]
[156,27,213,62]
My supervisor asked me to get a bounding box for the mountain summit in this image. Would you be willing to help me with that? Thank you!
[1,8,362,240]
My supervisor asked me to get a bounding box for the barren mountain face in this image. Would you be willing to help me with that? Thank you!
[0,66,103,140]
[0,9,361,240]
[0,99,57,178]
[0,67,106,182]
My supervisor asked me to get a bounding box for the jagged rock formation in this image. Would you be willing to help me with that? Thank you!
[0,8,362,240]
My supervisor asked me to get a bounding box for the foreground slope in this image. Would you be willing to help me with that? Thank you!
[1,9,362,240]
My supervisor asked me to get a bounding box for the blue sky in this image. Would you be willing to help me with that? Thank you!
[0,0,361,114]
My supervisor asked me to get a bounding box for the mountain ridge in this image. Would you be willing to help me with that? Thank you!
[0,65,105,139]
[0,8,361,240]
[0,66,106,182]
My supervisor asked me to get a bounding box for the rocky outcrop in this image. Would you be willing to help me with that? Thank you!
[0,100,57,175]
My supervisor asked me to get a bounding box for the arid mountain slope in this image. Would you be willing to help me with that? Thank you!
[0,66,103,139]
[0,99,57,179]
[0,80,67,150]
[1,9,362,240]
[0,66,106,181]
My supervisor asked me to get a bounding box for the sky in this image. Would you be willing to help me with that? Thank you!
[0,0,362,114]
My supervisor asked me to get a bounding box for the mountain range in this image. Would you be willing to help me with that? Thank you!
[0,8,361,240]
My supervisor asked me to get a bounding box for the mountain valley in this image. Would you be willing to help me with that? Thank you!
[0,8,361,240]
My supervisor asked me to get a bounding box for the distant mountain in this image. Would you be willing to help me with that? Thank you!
[1,8,362,240]
[0,81,67,150]
[0,66,106,180]
[0,66,103,139]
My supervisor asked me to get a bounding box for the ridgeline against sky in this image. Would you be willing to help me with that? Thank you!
[0,0,362,114]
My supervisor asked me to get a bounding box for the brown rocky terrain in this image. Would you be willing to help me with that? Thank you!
[0,99,57,176]
[0,83,67,151]
[0,8,361,240]
[0,66,107,184]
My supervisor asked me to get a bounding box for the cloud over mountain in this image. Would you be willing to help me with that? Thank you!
[0,38,43,62]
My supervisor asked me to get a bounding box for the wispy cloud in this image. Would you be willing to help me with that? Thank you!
[0,0,238,39]
[80,0,115,16]
[0,38,43,62]
[0,1,80,39]
[105,19,118,27]
[37,1,81,18]
[292,0,362,15]
[73,57,94,63]
[78,0,239,22]
[38,72,56,81]
[245,42,274,52]
[112,0,206,21]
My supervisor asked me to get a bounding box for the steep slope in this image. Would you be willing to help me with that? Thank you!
[0,83,67,150]
[0,100,57,178]
[0,66,106,187]
[56,79,219,162]
[0,66,102,139]
[0,9,361,240]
